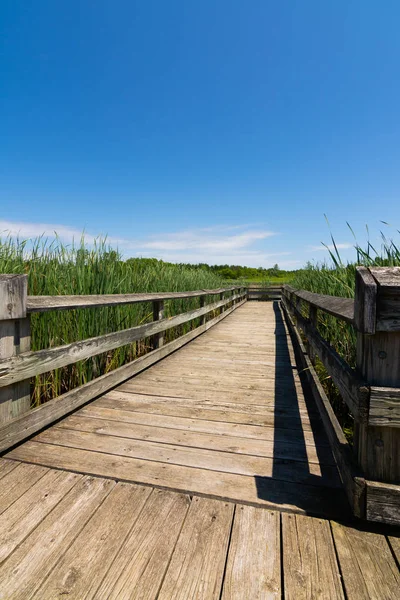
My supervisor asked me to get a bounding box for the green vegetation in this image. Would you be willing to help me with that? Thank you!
[291,226,400,441]
[190,262,295,283]
[0,236,224,406]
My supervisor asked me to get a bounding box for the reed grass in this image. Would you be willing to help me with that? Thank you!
[0,235,224,405]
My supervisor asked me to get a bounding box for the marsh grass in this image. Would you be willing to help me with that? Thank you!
[0,235,224,405]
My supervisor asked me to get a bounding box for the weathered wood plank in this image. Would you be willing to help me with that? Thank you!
[26,286,242,312]
[78,405,330,446]
[0,299,245,453]
[0,469,80,563]
[158,497,234,600]
[283,286,354,323]
[0,274,31,423]
[0,293,243,387]
[96,489,189,599]
[369,266,400,331]
[0,457,18,480]
[354,266,377,333]
[0,475,114,600]
[7,441,349,517]
[0,462,49,515]
[32,482,152,600]
[331,520,400,599]
[282,513,344,600]
[96,390,321,431]
[221,507,281,600]
[369,386,400,427]
[365,479,400,525]
[54,413,336,465]
[36,426,341,487]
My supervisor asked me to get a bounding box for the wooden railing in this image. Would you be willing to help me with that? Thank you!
[247,285,282,300]
[0,275,247,452]
[282,266,400,525]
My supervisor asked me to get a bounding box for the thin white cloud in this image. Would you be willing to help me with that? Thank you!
[309,243,353,252]
[0,220,284,267]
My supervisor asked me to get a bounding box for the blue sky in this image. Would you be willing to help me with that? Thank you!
[1,1,400,268]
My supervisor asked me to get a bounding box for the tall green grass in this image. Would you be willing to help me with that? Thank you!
[0,235,224,406]
[291,225,400,439]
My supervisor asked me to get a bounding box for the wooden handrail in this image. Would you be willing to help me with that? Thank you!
[0,292,243,387]
[26,287,241,313]
[283,285,354,324]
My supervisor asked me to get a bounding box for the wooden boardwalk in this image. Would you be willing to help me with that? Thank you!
[1,302,399,598]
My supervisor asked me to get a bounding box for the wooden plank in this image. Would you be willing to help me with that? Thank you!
[331,520,400,599]
[97,390,320,431]
[36,427,341,487]
[221,507,281,600]
[54,413,336,465]
[283,286,354,323]
[0,457,18,480]
[282,300,366,518]
[158,497,234,600]
[369,266,400,331]
[96,489,190,599]
[0,468,80,563]
[102,390,319,418]
[0,274,31,424]
[365,479,400,525]
[27,286,242,312]
[282,513,344,600]
[0,475,115,600]
[0,299,245,453]
[0,462,49,515]
[369,386,400,427]
[32,482,152,599]
[0,293,243,387]
[387,535,400,565]
[78,405,330,446]
[354,266,377,333]
[7,441,349,517]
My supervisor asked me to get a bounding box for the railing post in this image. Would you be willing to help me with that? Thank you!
[307,305,318,365]
[354,266,400,483]
[220,291,224,314]
[200,295,206,325]
[0,275,31,424]
[151,299,164,349]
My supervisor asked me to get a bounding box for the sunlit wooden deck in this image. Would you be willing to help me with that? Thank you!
[1,302,399,598]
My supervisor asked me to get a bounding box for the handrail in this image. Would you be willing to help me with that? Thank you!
[283,285,354,324]
[26,286,241,313]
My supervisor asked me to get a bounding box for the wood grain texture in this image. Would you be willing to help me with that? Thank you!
[96,489,189,600]
[31,482,152,600]
[158,497,234,600]
[365,479,400,525]
[0,475,114,600]
[283,285,354,323]
[282,513,344,600]
[0,468,80,563]
[331,520,400,599]
[7,441,348,517]
[221,506,281,600]
[26,286,242,312]
[369,386,400,427]
[0,462,49,515]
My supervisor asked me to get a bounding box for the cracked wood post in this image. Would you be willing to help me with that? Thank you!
[0,275,31,424]
[354,266,400,483]
[151,300,165,350]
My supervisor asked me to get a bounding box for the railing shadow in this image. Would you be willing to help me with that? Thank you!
[255,301,346,515]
